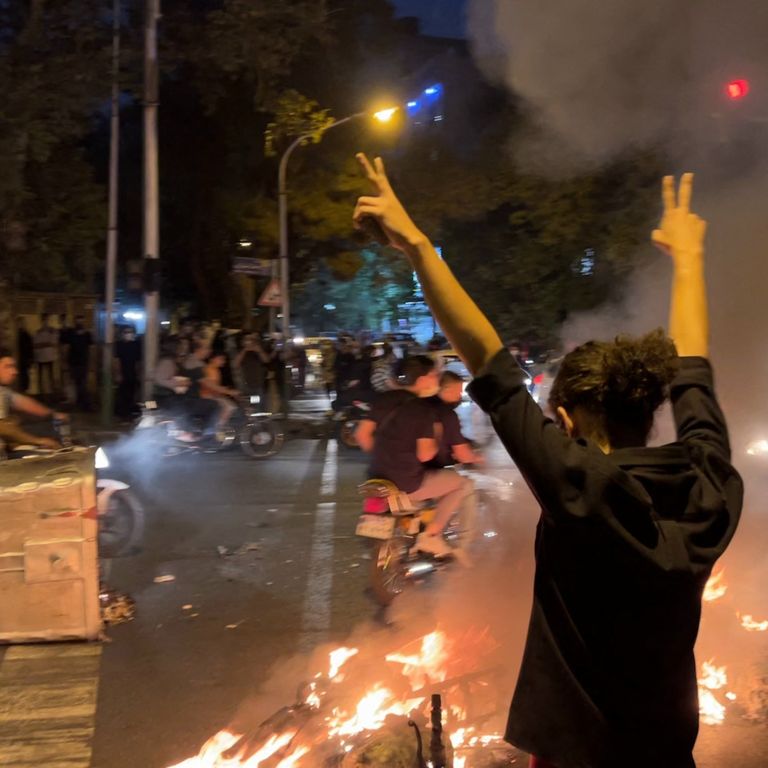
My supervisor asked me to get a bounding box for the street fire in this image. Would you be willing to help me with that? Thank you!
[167,629,512,767]
[703,568,727,602]
[739,614,768,632]
[698,660,728,726]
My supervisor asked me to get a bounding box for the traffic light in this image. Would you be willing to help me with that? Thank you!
[726,79,750,100]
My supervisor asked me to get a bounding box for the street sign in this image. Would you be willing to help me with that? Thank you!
[232,256,273,277]
[258,278,282,307]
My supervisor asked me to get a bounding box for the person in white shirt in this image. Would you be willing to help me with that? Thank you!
[33,314,57,395]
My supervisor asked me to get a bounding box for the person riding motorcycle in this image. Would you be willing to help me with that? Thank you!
[356,354,473,558]
[426,370,484,469]
[200,350,239,427]
[0,346,64,452]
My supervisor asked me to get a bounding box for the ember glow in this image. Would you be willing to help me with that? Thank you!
[703,568,728,602]
[327,685,424,737]
[328,646,358,680]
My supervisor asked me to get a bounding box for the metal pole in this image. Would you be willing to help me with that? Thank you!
[101,0,121,426]
[142,0,160,400]
[277,113,364,343]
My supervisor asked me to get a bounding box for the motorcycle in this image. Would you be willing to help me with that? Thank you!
[334,399,372,450]
[136,394,284,459]
[95,445,145,558]
[356,478,470,606]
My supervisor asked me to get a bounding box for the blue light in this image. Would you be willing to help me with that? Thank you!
[407,101,418,108]
[425,86,439,95]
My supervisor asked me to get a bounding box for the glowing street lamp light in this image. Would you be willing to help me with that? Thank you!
[277,104,400,347]
[373,107,399,123]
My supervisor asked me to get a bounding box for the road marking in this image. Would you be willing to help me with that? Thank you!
[320,438,337,496]
[0,643,102,768]
[300,441,339,649]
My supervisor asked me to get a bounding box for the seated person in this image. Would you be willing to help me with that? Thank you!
[0,347,63,451]
[178,341,220,432]
[200,351,239,427]
[426,371,484,468]
[356,355,473,557]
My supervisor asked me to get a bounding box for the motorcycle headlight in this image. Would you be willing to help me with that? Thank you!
[250,395,261,405]
[95,446,110,469]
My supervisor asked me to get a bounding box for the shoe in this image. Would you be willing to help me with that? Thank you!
[416,532,454,558]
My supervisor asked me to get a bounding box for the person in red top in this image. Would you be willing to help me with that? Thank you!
[353,157,742,768]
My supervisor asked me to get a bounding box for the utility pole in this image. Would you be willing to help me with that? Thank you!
[142,0,161,400]
[101,0,121,426]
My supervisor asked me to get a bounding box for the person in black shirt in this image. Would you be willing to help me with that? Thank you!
[427,371,484,469]
[15,317,34,393]
[353,157,743,768]
[114,325,142,421]
[65,315,93,411]
[356,355,474,558]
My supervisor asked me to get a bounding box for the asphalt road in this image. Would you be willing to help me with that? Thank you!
[1,395,767,767]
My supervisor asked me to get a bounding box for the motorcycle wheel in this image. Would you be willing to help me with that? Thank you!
[369,535,410,606]
[240,419,284,459]
[99,488,145,558]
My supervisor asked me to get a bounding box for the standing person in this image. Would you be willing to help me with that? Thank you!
[320,339,336,401]
[66,315,93,411]
[114,325,142,421]
[33,314,57,396]
[370,342,400,394]
[235,333,269,404]
[15,318,34,393]
[353,157,743,768]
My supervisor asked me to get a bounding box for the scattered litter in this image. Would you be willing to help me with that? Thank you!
[266,581,274,586]
[190,613,199,618]
[350,563,360,569]
[360,552,372,560]
[235,542,262,555]
[100,587,136,625]
[226,620,245,630]
[284,559,294,564]
[154,574,176,583]
[182,604,193,610]
[217,545,231,557]
[267,508,278,513]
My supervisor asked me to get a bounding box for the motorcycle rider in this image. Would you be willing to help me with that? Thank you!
[0,347,64,451]
[356,354,473,558]
[201,350,239,427]
[427,371,484,468]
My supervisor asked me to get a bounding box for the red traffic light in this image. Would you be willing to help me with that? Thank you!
[726,79,750,100]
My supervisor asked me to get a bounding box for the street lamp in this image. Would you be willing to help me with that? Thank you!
[277,107,399,342]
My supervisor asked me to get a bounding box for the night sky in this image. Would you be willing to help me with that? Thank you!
[390,0,467,39]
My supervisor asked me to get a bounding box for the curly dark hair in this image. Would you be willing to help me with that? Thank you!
[549,329,679,447]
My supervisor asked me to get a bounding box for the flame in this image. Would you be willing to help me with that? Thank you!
[697,660,728,726]
[170,628,507,766]
[385,630,450,690]
[328,685,424,737]
[703,568,727,602]
[739,613,768,632]
[167,731,242,767]
[328,647,359,680]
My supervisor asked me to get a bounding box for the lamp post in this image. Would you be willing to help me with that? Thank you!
[277,107,399,342]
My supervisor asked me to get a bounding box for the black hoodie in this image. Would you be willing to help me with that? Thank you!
[469,352,743,768]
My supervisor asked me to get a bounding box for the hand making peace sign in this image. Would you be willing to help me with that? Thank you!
[651,173,708,263]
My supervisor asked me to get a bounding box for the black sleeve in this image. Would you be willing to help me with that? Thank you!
[670,357,743,566]
[671,357,730,459]
[415,401,436,440]
[468,349,614,521]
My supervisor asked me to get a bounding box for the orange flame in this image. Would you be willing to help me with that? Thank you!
[327,685,424,737]
[328,647,359,680]
[385,630,449,690]
[739,613,768,632]
[698,659,728,726]
[703,568,727,602]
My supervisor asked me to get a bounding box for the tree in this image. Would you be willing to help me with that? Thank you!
[0,0,112,290]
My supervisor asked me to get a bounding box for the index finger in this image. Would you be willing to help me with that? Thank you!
[662,175,675,213]
[678,172,694,213]
[356,153,381,190]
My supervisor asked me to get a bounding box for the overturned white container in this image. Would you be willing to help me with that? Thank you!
[0,448,101,643]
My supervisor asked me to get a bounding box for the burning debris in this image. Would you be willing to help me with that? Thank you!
[167,629,516,767]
